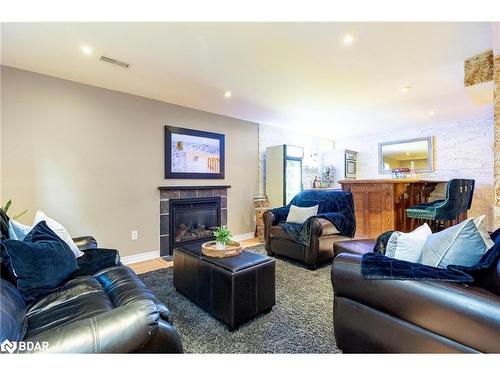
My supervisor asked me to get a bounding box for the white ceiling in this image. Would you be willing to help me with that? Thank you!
[1,22,494,139]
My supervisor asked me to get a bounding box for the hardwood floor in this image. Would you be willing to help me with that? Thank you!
[129,237,263,274]
[129,257,173,274]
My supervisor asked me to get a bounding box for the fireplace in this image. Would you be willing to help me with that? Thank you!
[170,197,220,247]
[158,185,230,256]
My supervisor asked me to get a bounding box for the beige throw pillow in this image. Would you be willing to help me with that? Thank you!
[286,205,319,224]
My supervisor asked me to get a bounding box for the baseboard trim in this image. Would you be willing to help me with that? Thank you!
[122,232,256,265]
[121,250,160,265]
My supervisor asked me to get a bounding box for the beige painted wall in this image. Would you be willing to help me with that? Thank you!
[336,119,494,230]
[0,66,259,257]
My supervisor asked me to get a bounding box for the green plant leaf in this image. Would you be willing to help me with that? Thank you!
[12,210,28,220]
[3,199,12,213]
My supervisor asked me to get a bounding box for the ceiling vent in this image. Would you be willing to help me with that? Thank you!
[99,55,130,69]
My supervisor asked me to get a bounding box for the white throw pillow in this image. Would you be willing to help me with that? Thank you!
[33,210,83,257]
[286,205,319,224]
[420,218,488,268]
[473,215,494,250]
[385,223,432,263]
[8,219,32,240]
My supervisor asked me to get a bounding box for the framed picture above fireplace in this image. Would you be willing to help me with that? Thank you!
[165,126,225,179]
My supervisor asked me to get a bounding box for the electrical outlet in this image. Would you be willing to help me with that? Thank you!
[131,230,138,240]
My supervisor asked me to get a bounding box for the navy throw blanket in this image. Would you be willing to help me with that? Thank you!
[361,234,500,283]
[270,190,356,246]
[73,248,121,277]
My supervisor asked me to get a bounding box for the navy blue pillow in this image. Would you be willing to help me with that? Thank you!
[0,221,78,303]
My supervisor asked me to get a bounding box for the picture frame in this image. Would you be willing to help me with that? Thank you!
[164,126,225,179]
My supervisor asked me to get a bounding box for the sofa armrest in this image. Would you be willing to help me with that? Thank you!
[136,318,184,353]
[263,210,276,252]
[72,236,98,251]
[22,300,160,353]
[332,253,500,353]
[311,217,338,237]
[271,206,290,223]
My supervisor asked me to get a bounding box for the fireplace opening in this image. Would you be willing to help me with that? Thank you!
[170,197,221,248]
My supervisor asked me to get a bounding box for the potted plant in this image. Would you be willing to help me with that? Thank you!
[213,226,232,250]
[1,199,28,220]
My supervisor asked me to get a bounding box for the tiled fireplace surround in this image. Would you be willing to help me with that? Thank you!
[158,186,230,256]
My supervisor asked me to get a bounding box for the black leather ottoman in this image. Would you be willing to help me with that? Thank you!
[173,244,276,330]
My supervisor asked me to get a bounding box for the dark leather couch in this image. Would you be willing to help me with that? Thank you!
[264,211,350,269]
[1,236,183,353]
[331,241,500,353]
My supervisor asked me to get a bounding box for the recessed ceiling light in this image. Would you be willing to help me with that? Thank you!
[81,46,93,55]
[343,34,355,45]
[400,86,411,93]
[224,91,232,98]
[428,110,435,116]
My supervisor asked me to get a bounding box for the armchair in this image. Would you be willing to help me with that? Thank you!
[263,190,355,269]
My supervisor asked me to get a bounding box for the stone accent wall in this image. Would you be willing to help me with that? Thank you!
[494,55,500,228]
[464,49,494,87]
[336,119,494,230]
[258,124,334,194]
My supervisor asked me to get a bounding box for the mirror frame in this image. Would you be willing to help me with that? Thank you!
[378,136,433,174]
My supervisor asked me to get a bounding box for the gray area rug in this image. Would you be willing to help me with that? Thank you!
[139,244,340,353]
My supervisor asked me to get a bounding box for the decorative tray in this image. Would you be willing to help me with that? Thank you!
[201,240,243,258]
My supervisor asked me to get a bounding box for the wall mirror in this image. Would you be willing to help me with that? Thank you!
[378,137,433,174]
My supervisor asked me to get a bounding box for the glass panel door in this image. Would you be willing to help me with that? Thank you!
[285,159,302,204]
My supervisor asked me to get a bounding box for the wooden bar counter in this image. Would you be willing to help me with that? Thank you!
[340,179,445,239]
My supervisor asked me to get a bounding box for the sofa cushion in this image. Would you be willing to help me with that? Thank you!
[1,221,78,303]
[0,279,28,342]
[34,211,83,257]
[385,223,432,263]
[26,265,170,339]
[474,215,494,250]
[286,204,319,224]
[295,199,324,212]
[421,218,488,268]
[25,276,113,338]
[8,219,32,241]
[94,266,171,321]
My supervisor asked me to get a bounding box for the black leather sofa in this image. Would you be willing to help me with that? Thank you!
[1,236,183,353]
[331,241,500,353]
